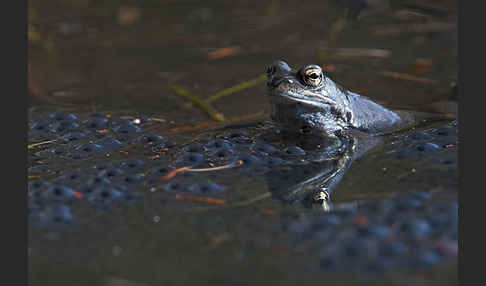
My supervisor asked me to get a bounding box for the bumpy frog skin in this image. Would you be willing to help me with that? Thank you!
[266,60,401,138]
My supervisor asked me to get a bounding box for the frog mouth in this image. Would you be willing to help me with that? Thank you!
[267,80,348,119]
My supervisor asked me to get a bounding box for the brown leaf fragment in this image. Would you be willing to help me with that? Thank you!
[161,167,191,181]
[333,48,392,59]
[174,194,226,204]
[208,46,242,60]
[381,70,437,84]
[411,58,433,74]
[117,7,140,26]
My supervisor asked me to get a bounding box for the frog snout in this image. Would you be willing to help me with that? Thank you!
[266,60,292,77]
[267,60,293,88]
[267,77,293,89]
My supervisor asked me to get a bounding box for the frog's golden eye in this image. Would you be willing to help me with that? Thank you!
[301,65,323,87]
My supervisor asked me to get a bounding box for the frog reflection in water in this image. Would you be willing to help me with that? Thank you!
[264,60,401,210]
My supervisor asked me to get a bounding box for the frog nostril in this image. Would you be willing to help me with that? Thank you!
[268,60,292,76]
[266,66,275,75]
[276,60,291,72]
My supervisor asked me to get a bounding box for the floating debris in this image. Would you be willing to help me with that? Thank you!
[174,194,226,204]
[117,7,141,26]
[411,58,434,74]
[319,48,392,60]
[206,74,267,103]
[381,70,437,84]
[169,85,226,121]
[169,74,266,122]
[372,22,455,36]
[161,111,264,135]
[28,140,57,150]
[208,46,242,60]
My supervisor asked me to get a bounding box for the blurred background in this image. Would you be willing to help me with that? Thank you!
[28,0,457,125]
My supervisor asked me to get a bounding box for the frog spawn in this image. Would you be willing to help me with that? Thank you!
[386,121,458,166]
[28,111,458,274]
[28,112,323,227]
[283,192,457,274]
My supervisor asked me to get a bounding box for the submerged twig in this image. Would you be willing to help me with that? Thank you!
[206,74,267,103]
[28,140,57,149]
[182,191,273,213]
[161,167,191,181]
[161,160,243,181]
[381,70,437,84]
[319,48,392,61]
[372,22,455,36]
[230,192,272,207]
[169,85,226,121]
[174,194,226,205]
[28,173,57,180]
[188,160,243,172]
[151,117,167,123]
[161,111,264,135]
[169,73,266,122]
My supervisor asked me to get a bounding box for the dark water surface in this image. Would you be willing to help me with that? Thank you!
[28,0,458,285]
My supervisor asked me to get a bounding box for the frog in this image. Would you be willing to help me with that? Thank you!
[266,60,401,140]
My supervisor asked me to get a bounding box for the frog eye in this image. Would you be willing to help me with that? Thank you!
[301,65,323,87]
